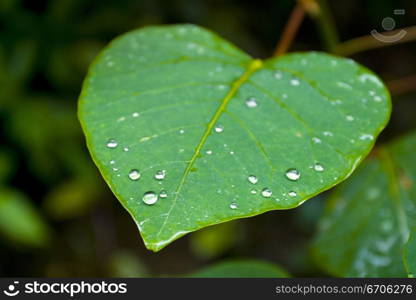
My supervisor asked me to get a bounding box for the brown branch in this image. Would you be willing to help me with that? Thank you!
[273,1,306,57]
[334,25,416,56]
[387,74,416,96]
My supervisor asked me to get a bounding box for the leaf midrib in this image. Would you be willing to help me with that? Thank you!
[154,59,263,242]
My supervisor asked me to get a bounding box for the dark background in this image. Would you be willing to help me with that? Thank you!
[0,0,415,277]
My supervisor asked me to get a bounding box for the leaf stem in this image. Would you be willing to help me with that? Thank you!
[334,25,416,56]
[273,1,306,57]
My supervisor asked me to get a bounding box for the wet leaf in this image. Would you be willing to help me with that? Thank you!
[0,188,52,248]
[79,24,391,251]
[188,259,290,278]
[312,132,416,277]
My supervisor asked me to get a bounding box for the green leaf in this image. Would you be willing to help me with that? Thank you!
[78,24,391,251]
[404,229,416,278]
[312,132,416,277]
[0,188,52,248]
[188,259,290,278]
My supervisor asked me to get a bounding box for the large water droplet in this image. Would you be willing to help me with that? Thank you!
[142,192,158,205]
[261,188,272,198]
[230,202,238,210]
[288,191,297,197]
[128,169,141,180]
[159,190,168,198]
[247,175,258,184]
[285,168,301,181]
[245,97,258,108]
[106,139,118,148]
[313,163,324,172]
[214,125,224,133]
[154,170,166,180]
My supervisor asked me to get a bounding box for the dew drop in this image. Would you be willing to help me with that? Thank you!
[346,115,354,121]
[110,160,115,165]
[250,189,257,194]
[274,71,283,79]
[230,202,238,210]
[229,151,234,155]
[123,147,129,152]
[159,190,168,198]
[179,129,185,134]
[106,139,118,148]
[128,169,141,180]
[285,168,301,181]
[290,78,300,86]
[247,175,258,184]
[323,131,333,137]
[261,188,272,198]
[245,97,258,108]
[132,112,140,117]
[313,163,324,172]
[154,170,166,180]
[312,137,322,144]
[142,192,158,205]
[214,125,224,133]
[206,150,212,155]
[360,134,374,141]
[288,191,297,197]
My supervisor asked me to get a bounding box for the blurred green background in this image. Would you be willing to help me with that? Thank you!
[0,0,415,277]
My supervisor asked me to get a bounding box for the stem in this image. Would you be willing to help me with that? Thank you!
[334,25,416,56]
[273,1,306,57]
[308,0,340,52]
[387,74,416,96]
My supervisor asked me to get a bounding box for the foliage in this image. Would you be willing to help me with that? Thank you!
[78,24,390,251]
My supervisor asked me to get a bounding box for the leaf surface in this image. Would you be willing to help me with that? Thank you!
[188,259,290,278]
[79,24,391,251]
[312,132,416,277]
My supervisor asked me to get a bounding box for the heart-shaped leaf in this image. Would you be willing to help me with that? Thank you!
[312,132,416,277]
[79,24,391,251]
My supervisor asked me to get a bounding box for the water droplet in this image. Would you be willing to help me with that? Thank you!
[159,190,168,198]
[245,97,258,108]
[128,169,141,180]
[154,170,166,180]
[106,139,118,148]
[374,96,382,102]
[132,112,140,117]
[247,175,258,184]
[290,78,300,86]
[179,129,185,134]
[288,191,297,197]
[214,125,224,133]
[123,147,129,152]
[142,192,158,205]
[110,160,115,165]
[229,151,234,155]
[323,131,333,137]
[346,115,354,121]
[312,137,322,144]
[313,163,324,172]
[274,71,283,79]
[112,167,119,171]
[230,202,238,209]
[360,134,374,141]
[285,168,301,181]
[250,189,257,194]
[206,150,212,155]
[261,188,272,197]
